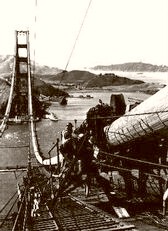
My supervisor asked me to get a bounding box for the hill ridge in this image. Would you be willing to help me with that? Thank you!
[92,62,168,72]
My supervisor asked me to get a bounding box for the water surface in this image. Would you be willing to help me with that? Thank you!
[0,90,150,216]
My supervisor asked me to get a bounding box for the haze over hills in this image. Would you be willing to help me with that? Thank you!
[0,55,68,106]
[0,55,166,115]
[92,62,168,72]
[0,55,62,77]
[0,55,167,75]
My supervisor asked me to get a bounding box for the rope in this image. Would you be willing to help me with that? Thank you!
[64,0,93,71]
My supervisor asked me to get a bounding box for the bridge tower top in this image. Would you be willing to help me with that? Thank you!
[13,30,31,117]
[15,31,29,95]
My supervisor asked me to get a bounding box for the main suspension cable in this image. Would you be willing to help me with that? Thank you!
[32,0,38,87]
[64,0,93,71]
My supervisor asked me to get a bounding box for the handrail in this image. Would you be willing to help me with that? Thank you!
[12,188,26,231]
[100,149,168,170]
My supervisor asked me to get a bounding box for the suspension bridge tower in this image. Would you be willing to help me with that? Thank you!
[11,30,31,118]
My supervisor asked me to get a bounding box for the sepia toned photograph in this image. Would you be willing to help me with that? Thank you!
[0,0,168,230]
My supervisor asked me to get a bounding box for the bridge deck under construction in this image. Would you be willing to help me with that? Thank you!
[31,204,59,231]
[1,30,168,231]
[52,196,135,231]
[29,183,136,231]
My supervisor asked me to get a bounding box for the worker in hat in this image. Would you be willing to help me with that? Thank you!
[61,123,73,144]
[60,122,77,165]
[66,122,73,128]
[66,122,73,133]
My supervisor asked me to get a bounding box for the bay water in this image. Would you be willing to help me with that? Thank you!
[0,90,151,217]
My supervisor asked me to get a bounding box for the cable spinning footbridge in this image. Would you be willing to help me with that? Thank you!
[2,30,168,231]
[0,30,62,167]
[0,30,137,231]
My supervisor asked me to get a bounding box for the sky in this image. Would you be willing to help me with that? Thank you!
[0,0,168,70]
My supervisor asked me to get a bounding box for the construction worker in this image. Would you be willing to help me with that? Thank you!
[31,189,41,217]
[61,122,74,144]
[60,122,77,162]
[76,133,115,200]
[58,122,79,188]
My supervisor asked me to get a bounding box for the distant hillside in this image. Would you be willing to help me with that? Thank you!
[92,62,168,72]
[0,55,13,74]
[43,70,144,87]
[0,78,10,106]
[45,70,164,94]
[0,55,62,76]
[0,56,164,94]
[33,78,69,97]
[40,70,97,83]
[0,55,66,98]
[0,77,69,108]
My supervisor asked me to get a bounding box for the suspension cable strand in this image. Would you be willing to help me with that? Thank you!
[0,191,17,214]
[0,50,16,136]
[26,29,60,169]
[64,0,92,71]
[27,28,43,165]
[33,0,38,86]
[0,194,19,229]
